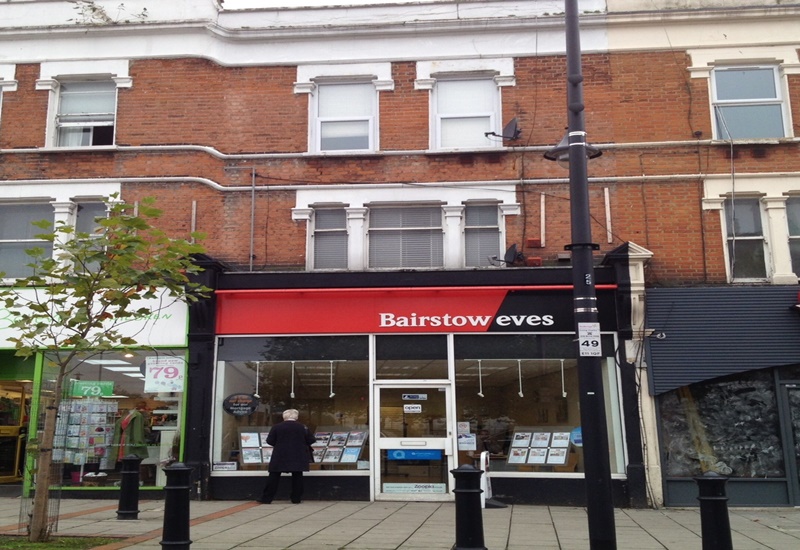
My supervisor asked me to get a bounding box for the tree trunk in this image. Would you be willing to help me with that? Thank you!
[28,371,65,542]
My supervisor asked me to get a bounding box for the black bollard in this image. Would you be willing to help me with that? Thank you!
[117,454,142,520]
[451,464,487,550]
[694,471,733,550]
[160,462,193,550]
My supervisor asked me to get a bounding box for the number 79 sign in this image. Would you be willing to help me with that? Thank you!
[144,356,185,393]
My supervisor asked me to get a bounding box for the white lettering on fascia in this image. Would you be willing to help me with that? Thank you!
[378,312,554,328]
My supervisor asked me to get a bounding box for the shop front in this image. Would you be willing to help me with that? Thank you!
[647,286,800,506]
[0,290,190,496]
[208,269,636,505]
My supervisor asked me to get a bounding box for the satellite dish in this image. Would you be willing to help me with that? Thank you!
[504,243,520,264]
[484,117,522,141]
[501,118,522,140]
[488,244,525,266]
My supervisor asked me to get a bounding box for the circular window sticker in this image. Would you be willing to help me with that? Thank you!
[222,393,259,416]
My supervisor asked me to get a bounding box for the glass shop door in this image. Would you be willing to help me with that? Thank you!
[0,384,29,483]
[373,384,454,501]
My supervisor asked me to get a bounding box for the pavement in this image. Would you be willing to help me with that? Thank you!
[1,495,800,549]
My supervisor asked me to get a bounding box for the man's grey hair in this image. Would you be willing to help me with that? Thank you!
[283,409,299,420]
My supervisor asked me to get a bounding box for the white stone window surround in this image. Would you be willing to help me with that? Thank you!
[687,46,799,141]
[35,59,132,148]
[294,62,394,154]
[0,64,18,92]
[415,58,516,151]
[702,174,799,285]
[292,184,519,271]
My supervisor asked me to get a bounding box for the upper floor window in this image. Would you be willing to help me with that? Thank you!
[56,80,117,147]
[316,83,375,152]
[712,67,787,140]
[293,184,519,271]
[313,209,348,270]
[434,78,499,150]
[788,197,800,277]
[465,204,500,267]
[295,63,393,154]
[724,197,767,280]
[369,206,444,268]
[0,203,54,279]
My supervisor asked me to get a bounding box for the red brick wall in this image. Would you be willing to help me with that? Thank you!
[0,53,794,283]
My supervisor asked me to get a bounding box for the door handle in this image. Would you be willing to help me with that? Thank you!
[400,441,427,446]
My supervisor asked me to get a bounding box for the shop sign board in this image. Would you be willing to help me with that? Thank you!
[402,393,427,400]
[70,380,114,397]
[144,356,185,392]
[216,286,618,335]
[387,449,441,460]
[403,404,422,413]
[0,287,188,348]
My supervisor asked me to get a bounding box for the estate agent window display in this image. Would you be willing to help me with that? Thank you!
[453,334,625,476]
[215,336,371,473]
[214,333,625,478]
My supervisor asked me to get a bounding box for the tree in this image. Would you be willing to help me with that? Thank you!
[0,195,206,542]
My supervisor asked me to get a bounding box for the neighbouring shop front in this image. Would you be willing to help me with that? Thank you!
[647,286,800,506]
[207,268,639,506]
[0,290,190,496]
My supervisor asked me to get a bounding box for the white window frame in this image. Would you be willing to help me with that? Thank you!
[723,196,770,282]
[432,77,500,150]
[311,207,349,270]
[314,81,377,153]
[367,204,445,269]
[53,80,118,147]
[464,203,502,268]
[35,59,131,149]
[292,185,520,271]
[787,197,800,277]
[295,63,393,155]
[415,58,515,152]
[0,202,55,279]
[710,65,788,140]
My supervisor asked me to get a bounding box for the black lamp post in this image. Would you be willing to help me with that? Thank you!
[544,1,617,548]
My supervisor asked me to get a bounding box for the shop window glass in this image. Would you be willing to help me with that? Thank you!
[41,350,185,489]
[712,67,786,140]
[368,206,444,268]
[658,369,784,478]
[376,334,448,379]
[724,198,767,280]
[453,334,624,474]
[313,208,347,269]
[215,336,369,472]
[788,197,800,276]
[0,203,54,279]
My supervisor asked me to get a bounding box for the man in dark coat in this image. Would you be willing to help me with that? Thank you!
[258,408,316,504]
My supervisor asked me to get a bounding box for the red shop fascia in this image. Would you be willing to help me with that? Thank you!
[214,270,623,336]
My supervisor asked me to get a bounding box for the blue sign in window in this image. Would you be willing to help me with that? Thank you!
[387,449,442,461]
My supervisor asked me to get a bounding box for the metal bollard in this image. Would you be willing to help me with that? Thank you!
[451,464,487,550]
[117,454,142,520]
[160,462,194,550]
[694,471,733,550]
